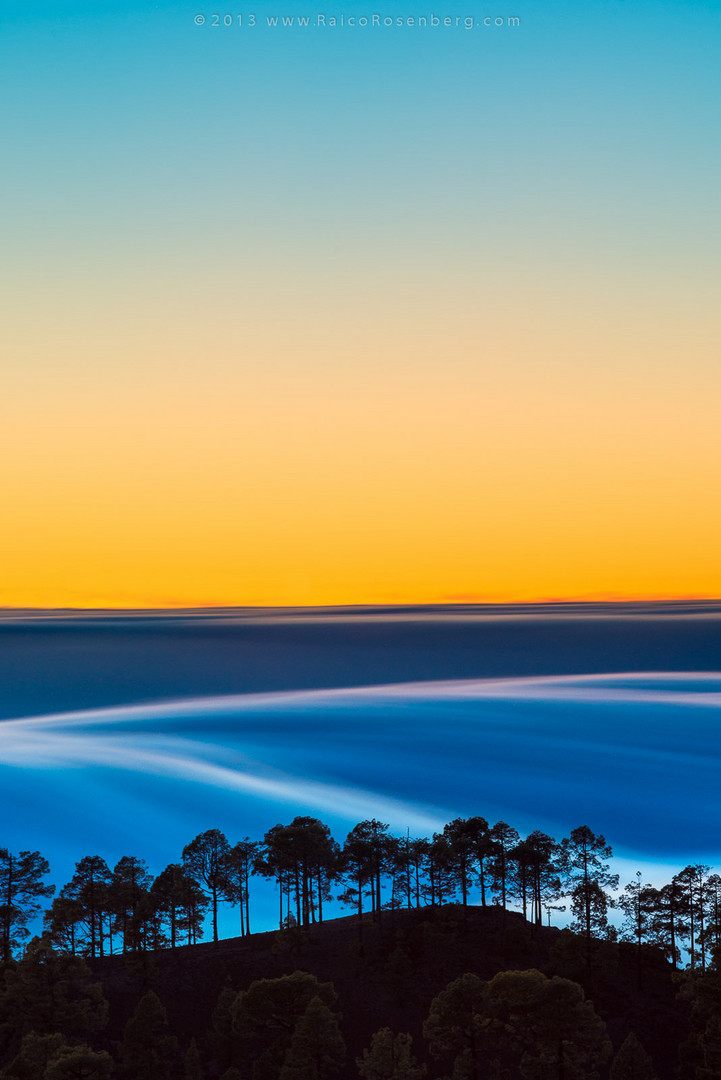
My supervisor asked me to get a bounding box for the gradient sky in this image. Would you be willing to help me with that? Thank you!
[2,0,720,607]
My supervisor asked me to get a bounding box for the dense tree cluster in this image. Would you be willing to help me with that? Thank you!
[3,818,721,974]
[0,940,676,1080]
[423,968,614,1080]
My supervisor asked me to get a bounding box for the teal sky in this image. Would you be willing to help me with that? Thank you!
[5,0,719,263]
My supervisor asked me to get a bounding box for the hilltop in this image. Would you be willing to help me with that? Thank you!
[83,904,686,1078]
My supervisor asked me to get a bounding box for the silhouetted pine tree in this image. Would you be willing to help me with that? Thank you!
[675,865,712,972]
[465,818,495,908]
[184,1037,204,1080]
[407,839,430,909]
[3,1031,67,1079]
[339,826,374,924]
[341,821,392,922]
[357,1028,426,1080]
[254,828,296,930]
[150,863,207,948]
[44,1043,114,1079]
[423,834,455,908]
[109,855,152,953]
[225,839,259,936]
[618,872,658,985]
[700,873,721,961]
[610,1032,658,1080]
[507,831,562,926]
[388,834,411,912]
[61,857,112,959]
[271,818,339,926]
[231,971,338,1079]
[210,986,240,1073]
[524,830,561,926]
[43,895,85,956]
[118,990,178,1080]
[182,830,231,943]
[0,848,55,961]
[442,819,481,909]
[278,995,345,1080]
[559,826,618,957]
[424,972,485,1080]
[648,878,688,969]
[489,821,520,918]
[483,968,612,1080]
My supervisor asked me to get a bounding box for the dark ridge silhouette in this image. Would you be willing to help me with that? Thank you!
[52,906,689,1079]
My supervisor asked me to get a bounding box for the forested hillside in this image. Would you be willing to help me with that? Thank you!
[3,812,721,1078]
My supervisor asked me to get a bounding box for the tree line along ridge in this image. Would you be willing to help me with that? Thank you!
[2,816,718,973]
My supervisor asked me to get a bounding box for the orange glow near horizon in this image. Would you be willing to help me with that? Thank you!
[4,286,721,609]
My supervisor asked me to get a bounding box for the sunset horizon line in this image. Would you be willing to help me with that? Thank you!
[2,594,720,616]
